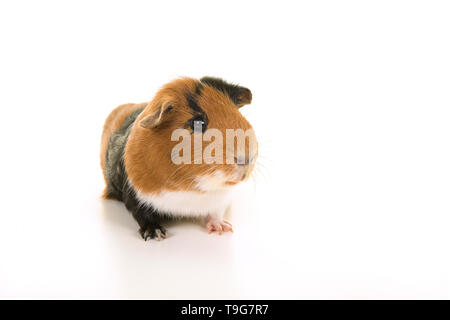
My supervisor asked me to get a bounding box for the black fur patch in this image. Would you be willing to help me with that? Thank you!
[104,108,168,240]
[186,93,204,114]
[200,76,251,106]
[185,91,208,132]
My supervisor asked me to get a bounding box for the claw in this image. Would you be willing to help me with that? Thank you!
[205,219,233,235]
[223,220,233,227]
[139,225,167,241]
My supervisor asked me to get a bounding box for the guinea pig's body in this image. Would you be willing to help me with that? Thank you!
[100,77,257,240]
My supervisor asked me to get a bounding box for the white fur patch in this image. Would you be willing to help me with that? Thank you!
[131,170,237,218]
[135,188,233,218]
[194,170,233,192]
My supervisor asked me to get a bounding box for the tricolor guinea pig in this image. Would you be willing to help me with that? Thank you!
[100,77,257,241]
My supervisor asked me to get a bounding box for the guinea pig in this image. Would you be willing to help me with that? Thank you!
[100,77,257,241]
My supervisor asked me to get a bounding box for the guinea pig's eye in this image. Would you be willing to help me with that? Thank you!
[191,116,207,132]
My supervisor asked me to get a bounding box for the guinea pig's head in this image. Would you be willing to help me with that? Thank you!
[125,77,258,194]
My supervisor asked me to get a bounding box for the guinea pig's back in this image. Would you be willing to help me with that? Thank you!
[100,102,147,197]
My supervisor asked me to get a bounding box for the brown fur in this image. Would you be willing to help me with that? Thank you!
[123,78,255,195]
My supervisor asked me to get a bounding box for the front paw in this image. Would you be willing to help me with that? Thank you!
[139,224,167,241]
[206,219,233,235]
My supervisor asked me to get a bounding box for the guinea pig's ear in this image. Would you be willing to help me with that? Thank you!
[234,87,252,108]
[200,76,252,108]
[139,101,173,129]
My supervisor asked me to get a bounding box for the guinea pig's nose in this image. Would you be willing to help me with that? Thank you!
[234,156,252,166]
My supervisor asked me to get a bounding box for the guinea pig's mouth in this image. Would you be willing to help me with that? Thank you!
[224,180,239,186]
[225,170,250,185]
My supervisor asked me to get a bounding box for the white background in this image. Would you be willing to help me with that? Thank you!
[0,1,449,299]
